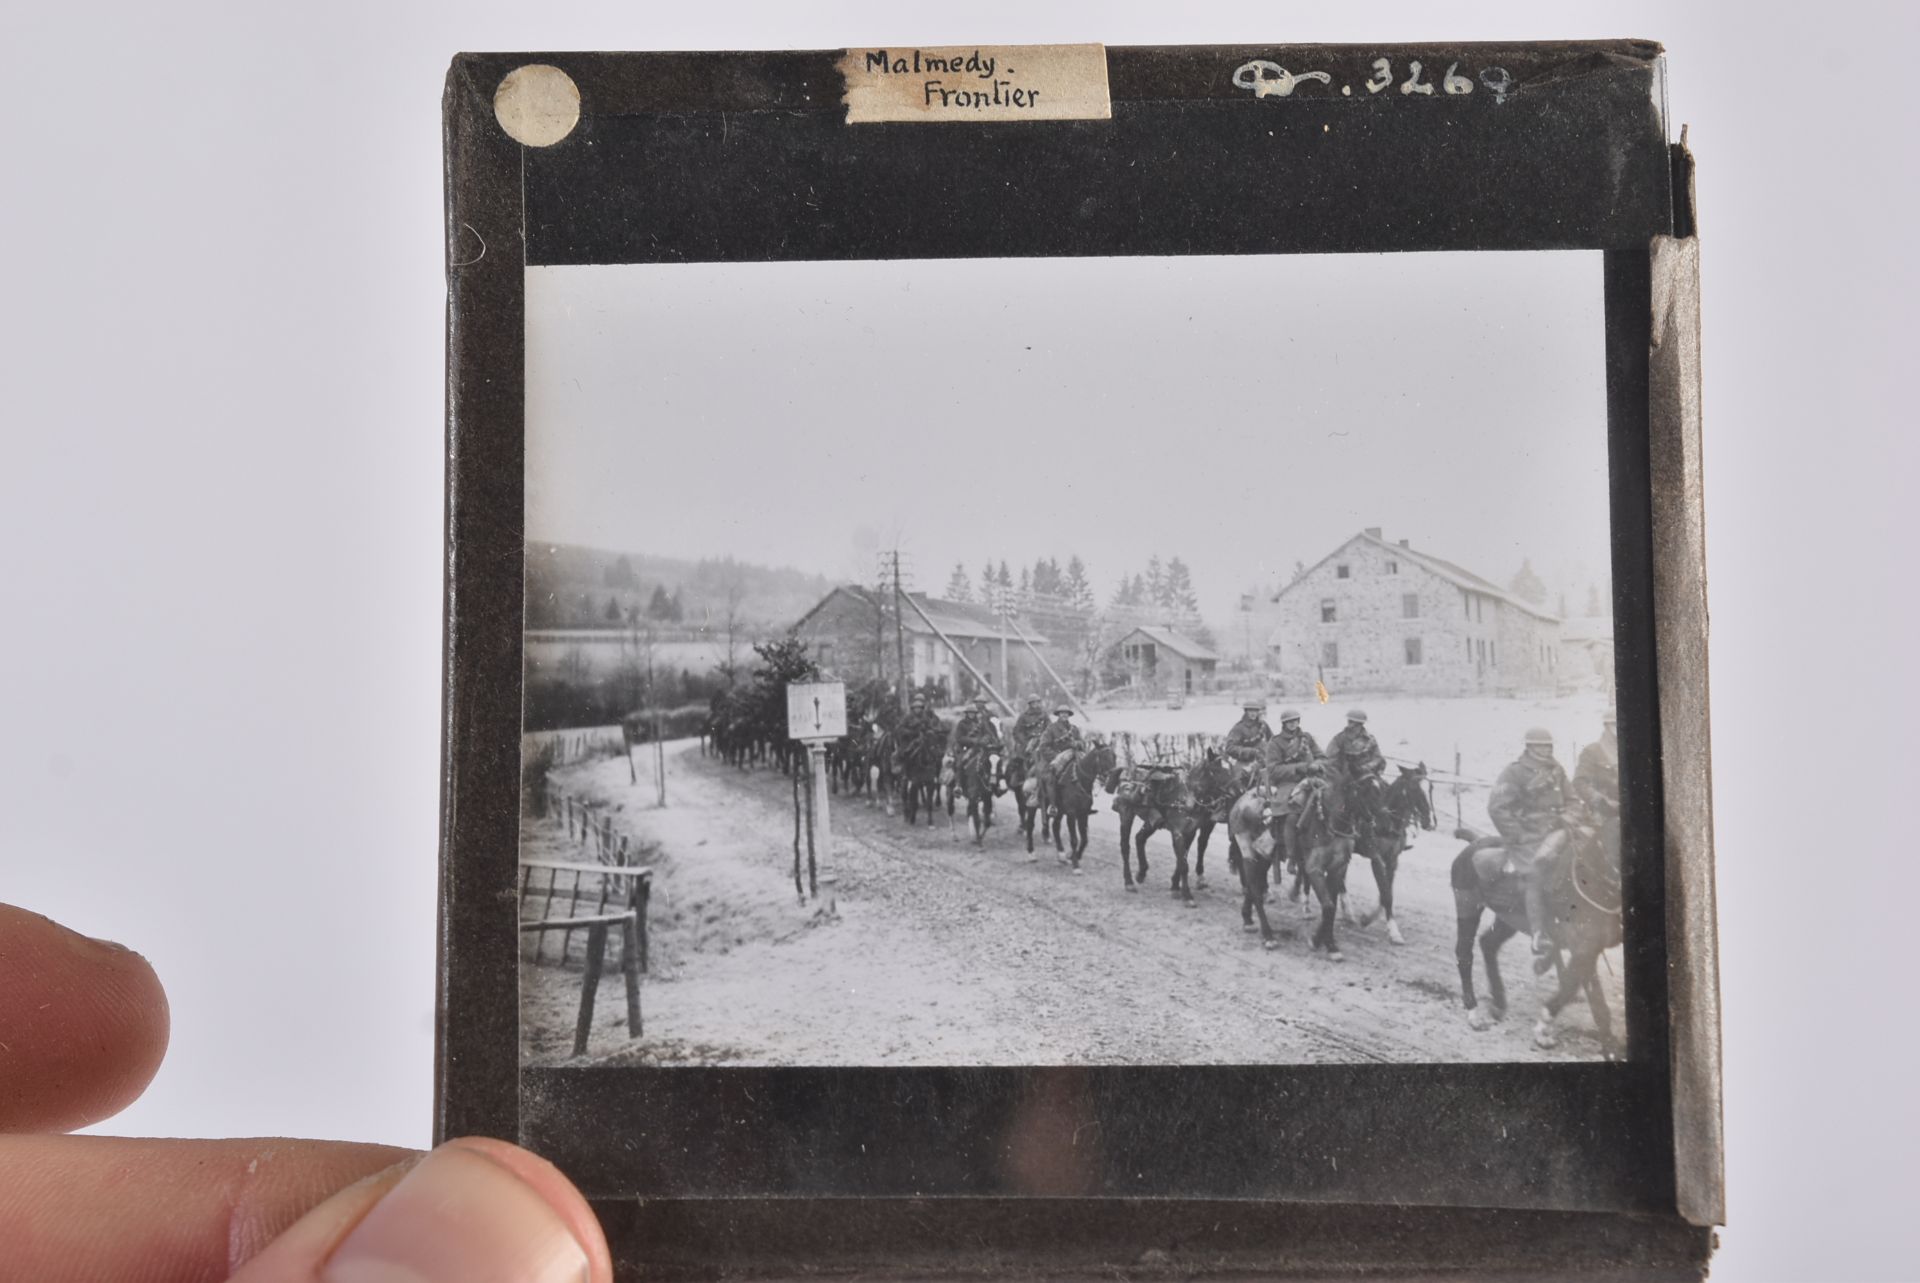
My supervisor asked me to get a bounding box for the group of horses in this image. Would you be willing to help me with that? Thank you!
[722,708,1625,1056]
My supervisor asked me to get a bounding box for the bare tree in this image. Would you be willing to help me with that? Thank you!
[712,572,747,689]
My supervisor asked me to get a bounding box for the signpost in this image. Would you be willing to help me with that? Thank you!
[787,680,847,891]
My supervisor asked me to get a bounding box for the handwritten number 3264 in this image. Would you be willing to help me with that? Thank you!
[1367,59,1474,96]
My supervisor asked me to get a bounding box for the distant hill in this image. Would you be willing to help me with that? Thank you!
[524,543,834,631]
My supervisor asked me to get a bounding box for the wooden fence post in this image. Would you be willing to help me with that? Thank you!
[574,923,608,1057]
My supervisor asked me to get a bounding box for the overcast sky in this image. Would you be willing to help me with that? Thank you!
[526,251,1611,621]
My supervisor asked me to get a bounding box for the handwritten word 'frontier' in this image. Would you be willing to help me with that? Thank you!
[863,49,1047,110]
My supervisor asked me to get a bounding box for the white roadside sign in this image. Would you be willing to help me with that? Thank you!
[786,680,848,741]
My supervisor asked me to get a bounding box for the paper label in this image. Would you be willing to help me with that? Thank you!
[840,44,1112,124]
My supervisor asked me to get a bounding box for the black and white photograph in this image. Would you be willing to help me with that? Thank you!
[516,249,1628,1068]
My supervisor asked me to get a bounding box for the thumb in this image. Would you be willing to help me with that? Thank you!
[229,1137,610,1283]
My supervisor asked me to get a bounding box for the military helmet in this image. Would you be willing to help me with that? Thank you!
[1279,708,1302,723]
[1524,726,1554,746]
[1242,700,1264,713]
[971,696,990,709]
[1026,695,1043,706]
[1347,709,1369,723]
[1054,704,1074,716]
[910,693,927,706]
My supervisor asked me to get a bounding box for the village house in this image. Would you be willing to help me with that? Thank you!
[1110,625,1219,696]
[790,586,1051,705]
[1266,529,1562,697]
[1558,614,1617,688]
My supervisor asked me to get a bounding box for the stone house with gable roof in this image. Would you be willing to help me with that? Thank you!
[1266,528,1562,696]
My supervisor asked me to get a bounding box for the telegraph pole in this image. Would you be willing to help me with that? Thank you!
[890,548,910,714]
[997,583,1010,696]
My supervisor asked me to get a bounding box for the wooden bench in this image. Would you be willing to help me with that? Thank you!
[519,910,642,1057]
[519,860,653,1057]
[519,859,653,972]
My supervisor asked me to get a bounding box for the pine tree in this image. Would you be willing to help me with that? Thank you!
[980,562,996,602]
[1145,555,1167,608]
[646,584,675,620]
[1166,556,1200,616]
[668,589,685,622]
[997,560,1013,588]
[1065,555,1094,612]
[945,563,973,603]
[605,595,623,622]
[1508,558,1548,606]
[1018,565,1032,595]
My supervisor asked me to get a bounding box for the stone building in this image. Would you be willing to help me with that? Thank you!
[790,586,1051,705]
[1266,529,1562,696]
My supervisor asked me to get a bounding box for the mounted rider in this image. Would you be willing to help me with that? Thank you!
[1323,709,1386,780]
[895,693,946,762]
[1006,694,1050,765]
[1573,710,1620,816]
[1259,708,1324,862]
[947,696,1003,758]
[1488,726,1576,969]
[1033,704,1085,763]
[1222,701,1273,768]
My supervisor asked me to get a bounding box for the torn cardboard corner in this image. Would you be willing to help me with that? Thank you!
[840,44,1112,123]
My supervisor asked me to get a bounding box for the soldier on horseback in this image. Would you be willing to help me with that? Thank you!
[1573,710,1620,815]
[948,696,1003,756]
[1488,727,1576,969]
[1223,701,1272,766]
[1260,708,1324,865]
[1006,694,1050,765]
[1033,704,1084,761]
[896,693,945,759]
[1324,709,1386,780]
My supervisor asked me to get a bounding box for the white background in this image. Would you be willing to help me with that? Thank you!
[2,3,1913,1280]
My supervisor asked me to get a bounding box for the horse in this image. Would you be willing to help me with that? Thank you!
[1337,763,1434,945]
[897,736,945,828]
[1225,781,1291,948]
[1289,774,1359,960]
[1039,741,1118,869]
[1186,750,1255,891]
[1111,764,1203,904]
[865,725,898,815]
[1001,752,1043,859]
[1449,816,1624,1057]
[954,746,1001,846]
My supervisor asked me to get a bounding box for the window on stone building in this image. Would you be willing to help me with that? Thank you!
[1322,641,1339,668]
[1321,599,1337,622]
[1462,590,1472,619]
[1386,560,1398,574]
[1402,593,1420,619]
[1336,563,1350,579]
[1476,597,1484,623]
[1490,640,1498,668]
[1404,637,1423,665]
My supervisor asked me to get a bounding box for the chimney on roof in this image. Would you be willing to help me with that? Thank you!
[1365,526,1382,539]
[1398,538,1410,548]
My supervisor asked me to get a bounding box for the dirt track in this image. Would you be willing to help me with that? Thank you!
[520,738,1623,1066]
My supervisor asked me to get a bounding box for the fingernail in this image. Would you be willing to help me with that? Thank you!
[322,1144,590,1283]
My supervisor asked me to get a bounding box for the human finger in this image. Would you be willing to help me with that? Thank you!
[0,904,169,1132]
[229,1136,611,1283]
